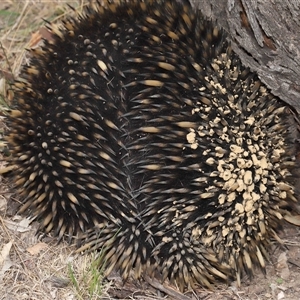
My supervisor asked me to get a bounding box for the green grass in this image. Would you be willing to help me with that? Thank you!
[68,250,107,300]
[0,9,20,27]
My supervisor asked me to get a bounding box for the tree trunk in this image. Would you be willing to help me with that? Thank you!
[191,0,300,112]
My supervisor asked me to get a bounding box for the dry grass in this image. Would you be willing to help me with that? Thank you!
[1,1,300,299]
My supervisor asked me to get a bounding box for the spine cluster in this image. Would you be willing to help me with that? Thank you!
[5,0,300,290]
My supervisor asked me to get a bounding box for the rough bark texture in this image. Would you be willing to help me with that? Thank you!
[191,0,300,112]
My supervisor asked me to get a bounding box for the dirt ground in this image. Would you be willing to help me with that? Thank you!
[1,1,300,299]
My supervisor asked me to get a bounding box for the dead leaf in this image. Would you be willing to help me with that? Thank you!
[277,252,288,270]
[280,267,290,280]
[278,291,285,300]
[0,197,7,213]
[0,241,13,281]
[4,218,31,233]
[50,289,57,299]
[39,27,55,42]
[28,26,55,48]
[27,242,48,255]
[276,252,290,280]
[0,70,14,82]
[0,241,12,266]
[29,30,42,48]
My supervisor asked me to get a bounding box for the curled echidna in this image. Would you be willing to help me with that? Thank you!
[4,0,300,290]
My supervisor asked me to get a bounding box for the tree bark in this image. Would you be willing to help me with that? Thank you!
[191,0,300,112]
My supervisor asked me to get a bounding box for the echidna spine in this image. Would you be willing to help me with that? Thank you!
[4,0,300,291]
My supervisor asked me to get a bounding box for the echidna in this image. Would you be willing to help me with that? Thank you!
[4,0,300,291]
